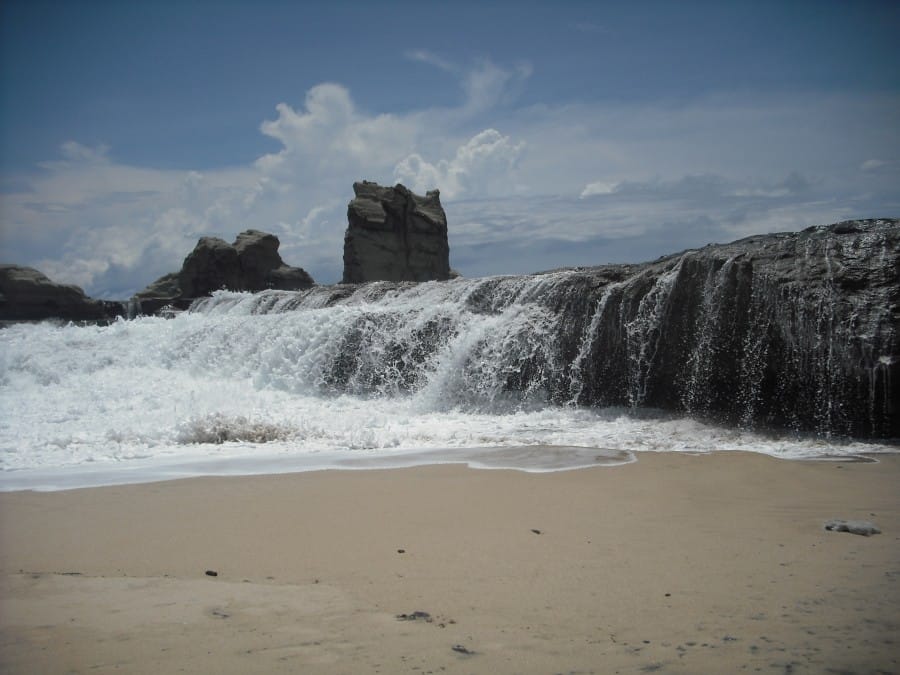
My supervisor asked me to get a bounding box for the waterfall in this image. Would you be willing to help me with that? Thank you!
[178,220,898,439]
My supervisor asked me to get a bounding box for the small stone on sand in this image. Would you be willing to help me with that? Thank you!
[823,519,881,536]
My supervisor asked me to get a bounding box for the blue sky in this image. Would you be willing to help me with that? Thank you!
[1,0,898,297]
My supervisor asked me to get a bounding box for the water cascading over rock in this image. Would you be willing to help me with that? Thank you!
[563,220,898,437]
[189,219,900,440]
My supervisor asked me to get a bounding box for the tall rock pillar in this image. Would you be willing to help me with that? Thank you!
[342,181,450,283]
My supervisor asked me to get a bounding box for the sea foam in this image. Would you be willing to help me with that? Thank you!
[1,278,895,491]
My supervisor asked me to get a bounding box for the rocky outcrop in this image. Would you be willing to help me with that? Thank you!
[135,230,314,313]
[215,218,899,439]
[233,230,317,292]
[548,218,900,438]
[0,265,123,322]
[179,236,242,298]
[342,181,450,283]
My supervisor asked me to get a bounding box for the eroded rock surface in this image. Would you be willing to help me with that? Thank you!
[0,265,122,322]
[239,218,898,438]
[342,181,450,283]
[135,230,314,313]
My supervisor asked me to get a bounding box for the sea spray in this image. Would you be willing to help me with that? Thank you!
[1,220,897,487]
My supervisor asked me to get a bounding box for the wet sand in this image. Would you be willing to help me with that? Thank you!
[1,451,898,674]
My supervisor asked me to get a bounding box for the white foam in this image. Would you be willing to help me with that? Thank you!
[1,290,896,492]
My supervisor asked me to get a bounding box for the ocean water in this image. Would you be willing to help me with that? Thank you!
[1,278,895,491]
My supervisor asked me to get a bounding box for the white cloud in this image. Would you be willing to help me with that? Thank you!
[394,129,525,199]
[730,172,811,198]
[860,158,897,172]
[405,49,458,73]
[257,83,417,178]
[580,181,620,198]
[0,140,271,294]
[57,141,110,163]
[1,78,433,294]
[260,85,354,144]
[0,67,896,298]
[462,59,532,114]
[403,52,532,118]
[861,158,886,171]
[299,204,332,232]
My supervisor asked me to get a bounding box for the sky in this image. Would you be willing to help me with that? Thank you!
[1,0,898,298]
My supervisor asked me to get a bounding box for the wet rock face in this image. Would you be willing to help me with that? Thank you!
[325,218,900,438]
[0,265,122,322]
[557,219,900,438]
[342,181,450,283]
[135,230,314,312]
[5,215,896,439]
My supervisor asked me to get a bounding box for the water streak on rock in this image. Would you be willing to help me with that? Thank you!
[188,219,898,439]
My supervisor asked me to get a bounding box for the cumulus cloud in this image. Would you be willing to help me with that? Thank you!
[0,140,270,294]
[0,64,896,297]
[0,60,532,295]
[394,129,525,199]
[257,83,417,179]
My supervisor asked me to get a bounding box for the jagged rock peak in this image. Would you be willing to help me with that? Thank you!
[134,229,314,314]
[342,181,450,283]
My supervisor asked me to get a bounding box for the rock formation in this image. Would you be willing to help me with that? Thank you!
[179,236,242,298]
[545,218,900,439]
[342,181,450,283]
[135,229,314,313]
[0,265,123,322]
[233,230,317,292]
[4,210,897,441]
[224,218,898,439]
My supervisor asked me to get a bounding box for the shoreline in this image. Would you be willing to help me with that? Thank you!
[0,444,638,493]
[2,451,899,673]
[3,441,898,493]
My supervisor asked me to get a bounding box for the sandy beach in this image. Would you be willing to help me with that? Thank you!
[1,451,898,674]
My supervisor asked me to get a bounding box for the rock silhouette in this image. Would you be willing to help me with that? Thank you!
[134,229,314,313]
[343,181,450,283]
[0,265,122,322]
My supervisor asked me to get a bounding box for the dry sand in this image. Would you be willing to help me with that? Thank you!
[1,451,898,674]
